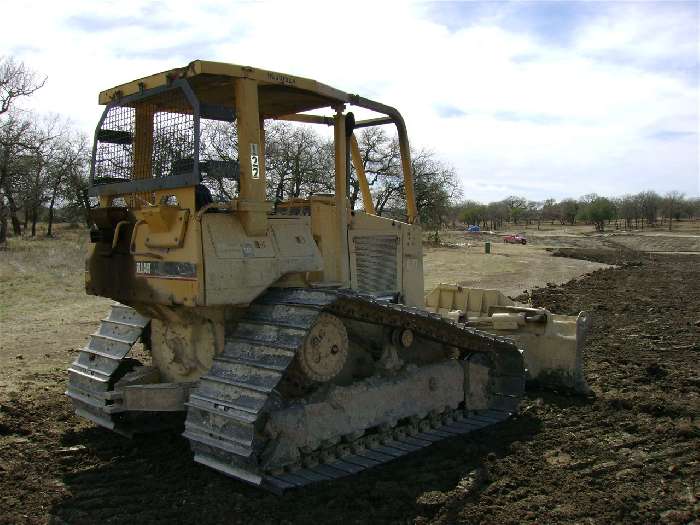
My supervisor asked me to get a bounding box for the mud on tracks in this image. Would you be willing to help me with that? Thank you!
[1,248,699,524]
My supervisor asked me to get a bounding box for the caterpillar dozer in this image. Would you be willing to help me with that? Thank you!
[67,61,589,492]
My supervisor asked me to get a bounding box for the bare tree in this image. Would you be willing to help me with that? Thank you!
[61,145,92,228]
[46,130,89,236]
[541,198,559,225]
[0,111,34,242]
[559,198,579,225]
[0,58,45,245]
[0,56,46,116]
[265,122,333,203]
[411,148,461,228]
[11,115,64,237]
[663,190,685,231]
[637,190,660,228]
[618,195,638,229]
[352,127,400,212]
[685,197,700,220]
[200,121,238,200]
[503,196,527,225]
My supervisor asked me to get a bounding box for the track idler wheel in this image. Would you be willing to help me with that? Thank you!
[298,313,349,383]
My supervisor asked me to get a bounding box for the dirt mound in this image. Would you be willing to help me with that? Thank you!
[1,251,699,524]
[548,246,642,266]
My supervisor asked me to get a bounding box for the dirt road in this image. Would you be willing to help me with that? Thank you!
[1,242,699,524]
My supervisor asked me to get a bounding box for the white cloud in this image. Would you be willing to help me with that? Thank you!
[2,0,698,201]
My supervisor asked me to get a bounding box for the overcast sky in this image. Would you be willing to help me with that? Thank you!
[3,0,699,202]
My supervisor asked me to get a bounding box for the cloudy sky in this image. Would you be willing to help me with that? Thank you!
[3,0,699,202]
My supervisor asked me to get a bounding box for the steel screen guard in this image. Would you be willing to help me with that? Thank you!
[89,78,236,199]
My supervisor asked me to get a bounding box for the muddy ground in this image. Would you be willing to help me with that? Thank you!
[1,242,699,524]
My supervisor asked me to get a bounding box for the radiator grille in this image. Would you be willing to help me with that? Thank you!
[353,235,399,294]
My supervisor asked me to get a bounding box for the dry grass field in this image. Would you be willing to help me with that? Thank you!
[0,227,110,380]
[1,222,698,524]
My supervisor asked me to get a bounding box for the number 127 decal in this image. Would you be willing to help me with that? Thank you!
[250,143,260,179]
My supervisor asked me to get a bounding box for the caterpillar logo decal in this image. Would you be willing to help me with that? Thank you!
[135,261,196,280]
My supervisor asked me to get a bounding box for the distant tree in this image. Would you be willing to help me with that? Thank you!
[0,112,33,241]
[444,202,465,228]
[61,148,92,228]
[352,127,398,212]
[503,195,527,224]
[411,148,461,228]
[45,130,89,236]
[637,190,660,228]
[200,120,238,199]
[485,201,509,230]
[541,198,559,225]
[264,122,333,204]
[663,190,685,231]
[684,197,700,220]
[588,196,615,231]
[525,200,543,229]
[459,200,486,226]
[618,194,639,229]
[0,57,45,244]
[359,129,403,217]
[18,115,67,237]
[560,198,579,225]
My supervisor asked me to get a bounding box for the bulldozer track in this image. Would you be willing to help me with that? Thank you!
[66,304,150,436]
[183,288,524,492]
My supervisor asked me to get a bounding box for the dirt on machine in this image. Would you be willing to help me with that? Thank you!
[66,60,590,492]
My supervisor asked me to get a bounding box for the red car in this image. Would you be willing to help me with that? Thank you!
[503,233,527,245]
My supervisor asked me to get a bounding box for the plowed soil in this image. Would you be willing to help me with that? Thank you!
[1,248,699,524]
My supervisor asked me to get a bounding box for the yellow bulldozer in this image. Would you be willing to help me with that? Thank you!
[67,61,590,492]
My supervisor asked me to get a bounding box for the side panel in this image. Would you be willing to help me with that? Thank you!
[202,214,322,305]
[86,206,202,307]
[348,212,424,306]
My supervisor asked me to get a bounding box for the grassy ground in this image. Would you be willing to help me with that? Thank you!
[0,225,111,380]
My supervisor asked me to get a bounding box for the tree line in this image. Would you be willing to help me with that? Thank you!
[0,57,93,243]
[1,56,696,246]
[454,191,699,232]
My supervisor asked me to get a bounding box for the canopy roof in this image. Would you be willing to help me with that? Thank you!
[98,60,351,118]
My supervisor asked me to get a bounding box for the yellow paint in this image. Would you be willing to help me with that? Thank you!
[350,134,375,215]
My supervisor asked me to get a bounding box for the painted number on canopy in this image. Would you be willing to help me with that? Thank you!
[250,143,260,179]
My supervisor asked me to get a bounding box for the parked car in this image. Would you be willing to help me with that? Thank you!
[466,224,481,233]
[503,233,527,245]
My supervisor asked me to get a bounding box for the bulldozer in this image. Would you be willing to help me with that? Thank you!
[67,60,590,492]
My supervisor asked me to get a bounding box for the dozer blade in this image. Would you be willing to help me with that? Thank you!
[425,285,591,394]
